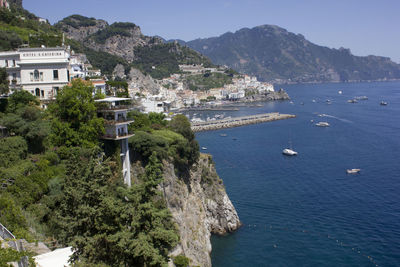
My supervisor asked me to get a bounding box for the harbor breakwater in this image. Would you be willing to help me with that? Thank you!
[191,113,296,132]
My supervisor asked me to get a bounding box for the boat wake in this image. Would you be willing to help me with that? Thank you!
[319,114,353,123]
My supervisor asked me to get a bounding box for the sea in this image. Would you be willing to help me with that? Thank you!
[193,81,400,267]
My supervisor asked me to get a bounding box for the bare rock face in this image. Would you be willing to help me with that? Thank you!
[112,64,126,79]
[160,154,241,267]
[61,19,108,42]
[128,68,160,95]
[84,26,157,62]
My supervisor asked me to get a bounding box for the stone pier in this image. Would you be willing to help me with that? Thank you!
[191,112,296,132]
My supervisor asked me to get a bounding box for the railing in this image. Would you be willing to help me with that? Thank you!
[104,118,134,125]
[102,131,134,139]
[0,222,29,267]
[98,105,132,111]
[0,222,16,240]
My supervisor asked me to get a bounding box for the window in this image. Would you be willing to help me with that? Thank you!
[30,72,33,81]
[5,60,8,67]
[34,70,39,81]
[53,87,59,96]
[41,90,44,97]
[40,72,43,81]
[12,60,16,67]
[53,70,59,80]
[35,88,40,96]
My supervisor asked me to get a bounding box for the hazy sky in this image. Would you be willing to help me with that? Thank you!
[24,0,400,62]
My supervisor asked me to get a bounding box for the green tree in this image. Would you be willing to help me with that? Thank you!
[0,136,27,168]
[168,115,199,170]
[0,67,8,95]
[49,79,104,148]
[53,148,178,266]
[0,92,49,153]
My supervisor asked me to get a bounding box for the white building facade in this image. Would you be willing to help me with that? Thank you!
[0,47,70,101]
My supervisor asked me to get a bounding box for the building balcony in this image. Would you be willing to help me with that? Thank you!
[97,104,132,112]
[104,118,135,125]
[101,132,134,140]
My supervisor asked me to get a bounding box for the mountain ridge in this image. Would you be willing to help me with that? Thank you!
[178,24,400,83]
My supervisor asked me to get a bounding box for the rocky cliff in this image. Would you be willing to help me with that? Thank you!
[131,154,241,267]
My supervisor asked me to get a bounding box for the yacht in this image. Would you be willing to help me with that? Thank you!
[315,122,330,127]
[347,168,361,174]
[201,147,207,150]
[282,148,298,156]
[338,90,343,94]
[380,101,388,106]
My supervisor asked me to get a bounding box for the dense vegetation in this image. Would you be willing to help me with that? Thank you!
[186,72,233,91]
[55,14,97,29]
[0,7,62,51]
[185,24,400,82]
[0,80,201,265]
[132,43,214,79]
[91,22,138,44]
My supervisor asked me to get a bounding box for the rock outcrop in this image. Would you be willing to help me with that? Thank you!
[131,154,241,267]
[128,68,160,95]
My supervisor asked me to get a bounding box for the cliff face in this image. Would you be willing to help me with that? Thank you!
[162,154,240,266]
[56,16,162,62]
[131,154,241,267]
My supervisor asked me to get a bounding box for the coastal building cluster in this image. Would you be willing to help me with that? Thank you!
[131,64,274,113]
[1,46,273,112]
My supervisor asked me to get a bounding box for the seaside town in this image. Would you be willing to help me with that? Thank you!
[0,45,276,113]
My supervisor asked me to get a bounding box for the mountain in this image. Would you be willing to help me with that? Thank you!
[56,15,214,78]
[183,25,400,83]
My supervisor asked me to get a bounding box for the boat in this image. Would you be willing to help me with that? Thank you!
[347,168,361,174]
[355,96,368,100]
[300,102,304,105]
[315,122,330,127]
[220,134,227,137]
[380,101,388,105]
[282,148,298,156]
[347,99,358,103]
[338,90,343,94]
[201,147,207,150]
[312,99,316,103]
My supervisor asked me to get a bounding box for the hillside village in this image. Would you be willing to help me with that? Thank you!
[0,45,276,112]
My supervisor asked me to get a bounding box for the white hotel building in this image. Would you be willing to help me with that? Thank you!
[0,47,71,104]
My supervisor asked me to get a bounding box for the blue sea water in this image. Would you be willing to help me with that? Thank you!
[195,81,400,267]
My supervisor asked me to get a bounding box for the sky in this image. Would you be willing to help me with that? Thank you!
[23,0,400,63]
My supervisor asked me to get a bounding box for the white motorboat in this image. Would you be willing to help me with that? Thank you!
[338,90,343,94]
[380,101,388,106]
[315,122,330,127]
[347,168,361,174]
[201,147,207,150]
[282,148,298,156]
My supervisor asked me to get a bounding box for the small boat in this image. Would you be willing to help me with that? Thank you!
[312,99,316,103]
[310,119,314,123]
[355,96,368,100]
[220,134,227,137]
[338,90,343,94]
[282,148,298,156]
[300,102,304,105]
[380,101,388,105]
[201,147,207,150]
[290,101,294,104]
[347,168,361,174]
[315,122,330,127]
[347,99,358,103]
